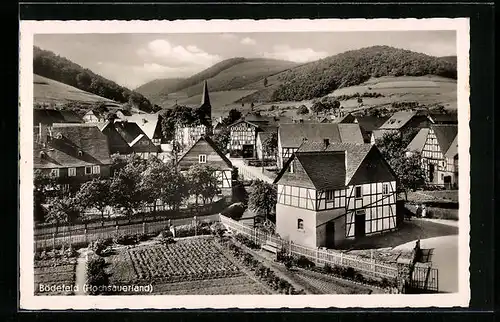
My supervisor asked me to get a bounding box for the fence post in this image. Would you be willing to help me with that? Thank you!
[143,222,146,235]
[84,229,88,245]
[194,216,197,236]
[52,232,56,250]
[340,252,344,266]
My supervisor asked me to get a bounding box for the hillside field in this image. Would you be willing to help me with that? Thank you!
[34,74,115,105]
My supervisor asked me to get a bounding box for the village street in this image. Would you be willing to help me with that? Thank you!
[229,158,275,183]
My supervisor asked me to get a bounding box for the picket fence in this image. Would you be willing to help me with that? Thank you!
[34,214,217,251]
[219,214,399,279]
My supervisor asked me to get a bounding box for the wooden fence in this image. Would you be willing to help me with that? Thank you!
[219,214,399,279]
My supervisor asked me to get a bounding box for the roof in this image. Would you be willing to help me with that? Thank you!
[406,128,430,153]
[278,123,364,148]
[431,124,458,157]
[355,115,390,133]
[112,120,149,146]
[34,124,112,168]
[429,113,458,124]
[257,131,272,143]
[177,135,233,170]
[379,111,418,130]
[337,113,357,124]
[274,142,377,189]
[444,135,458,158]
[34,109,83,125]
[120,113,161,140]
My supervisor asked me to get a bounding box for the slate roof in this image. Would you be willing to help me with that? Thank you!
[428,113,458,124]
[406,128,430,153]
[431,124,458,157]
[274,141,375,189]
[379,111,418,130]
[112,120,148,146]
[278,123,364,148]
[355,115,391,133]
[177,135,233,170]
[34,109,83,125]
[121,113,161,140]
[34,123,111,168]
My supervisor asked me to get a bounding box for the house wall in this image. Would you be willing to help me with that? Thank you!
[37,164,111,182]
[83,113,101,123]
[178,139,231,171]
[277,184,317,210]
[315,208,346,247]
[276,203,318,248]
[229,122,256,156]
[421,128,458,187]
[256,135,263,160]
[175,125,207,150]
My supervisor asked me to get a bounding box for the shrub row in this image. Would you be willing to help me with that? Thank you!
[234,233,260,249]
[335,92,384,101]
[86,256,110,295]
[219,237,305,294]
[35,244,78,260]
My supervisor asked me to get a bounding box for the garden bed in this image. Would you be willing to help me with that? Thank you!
[34,257,77,295]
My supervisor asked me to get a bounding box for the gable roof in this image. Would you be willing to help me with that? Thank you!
[34,109,83,125]
[34,123,111,168]
[406,128,430,153]
[111,120,152,147]
[379,111,418,130]
[257,131,272,143]
[355,115,391,133]
[278,123,364,148]
[431,124,458,156]
[121,113,161,140]
[274,141,378,189]
[429,113,458,124]
[177,135,233,170]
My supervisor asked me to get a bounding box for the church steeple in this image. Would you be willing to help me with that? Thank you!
[199,80,212,127]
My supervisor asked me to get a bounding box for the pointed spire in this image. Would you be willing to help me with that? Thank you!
[201,80,211,107]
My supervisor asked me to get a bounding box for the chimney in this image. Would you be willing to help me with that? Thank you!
[323,138,330,147]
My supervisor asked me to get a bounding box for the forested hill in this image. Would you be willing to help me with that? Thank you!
[270,46,457,102]
[33,46,158,113]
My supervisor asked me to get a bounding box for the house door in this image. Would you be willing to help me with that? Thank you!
[428,164,435,183]
[444,176,452,189]
[325,221,335,248]
[242,144,254,158]
[355,211,366,238]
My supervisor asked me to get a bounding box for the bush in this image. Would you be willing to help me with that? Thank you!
[86,256,109,295]
[296,255,315,269]
[426,206,458,220]
[210,222,227,237]
[234,233,259,249]
[88,239,108,256]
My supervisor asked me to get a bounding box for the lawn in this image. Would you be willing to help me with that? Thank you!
[34,258,77,295]
[407,190,459,203]
[106,236,271,295]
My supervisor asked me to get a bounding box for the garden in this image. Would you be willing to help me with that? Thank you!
[34,246,78,295]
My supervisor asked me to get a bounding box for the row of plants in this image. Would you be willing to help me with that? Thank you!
[34,244,78,261]
[218,237,305,295]
[276,249,399,291]
[335,92,384,101]
[128,238,241,282]
[233,233,260,250]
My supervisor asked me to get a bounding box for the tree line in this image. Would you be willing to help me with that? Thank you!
[34,154,223,231]
[270,45,457,101]
[33,46,158,113]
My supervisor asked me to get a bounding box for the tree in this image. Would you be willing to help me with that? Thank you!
[109,161,144,224]
[212,127,230,155]
[187,164,219,206]
[263,77,268,87]
[45,195,81,235]
[140,157,169,219]
[296,105,309,115]
[160,167,188,212]
[262,132,278,161]
[77,179,112,226]
[222,109,242,126]
[248,180,277,222]
[311,99,327,115]
[375,131,426,200]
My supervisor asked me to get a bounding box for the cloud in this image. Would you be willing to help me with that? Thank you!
[137,39,222,67]
[263,44,329,63]
[240,37,256,45]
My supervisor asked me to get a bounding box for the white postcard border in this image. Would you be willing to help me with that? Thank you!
[19,18,471,310]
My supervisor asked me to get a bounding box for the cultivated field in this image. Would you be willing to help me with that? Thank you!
[34,258,77,295]
[33,74,115,105]
[106,236,272,295]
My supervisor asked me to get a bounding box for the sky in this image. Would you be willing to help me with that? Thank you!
[34,31,456,89]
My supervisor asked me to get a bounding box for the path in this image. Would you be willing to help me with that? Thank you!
[230,158,274,183]
[393,235,459,293]
[74,248,90,295]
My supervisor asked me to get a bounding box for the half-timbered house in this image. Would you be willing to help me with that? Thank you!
[273,141,398,249]
[34,123,112,183]
[407,124,458,188]
[277,123,365,169]
[370,111,431,145]
[177,136,233,197]
[120,113,164,146]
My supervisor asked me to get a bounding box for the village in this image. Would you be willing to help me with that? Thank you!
[33,78,459,296]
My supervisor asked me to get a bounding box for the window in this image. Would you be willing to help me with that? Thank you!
[382,183,389,195]
[92,165,100,174]
[78,150,83,157]
[355,186,362,199]
[199,154,207,163]
[325,190,334,200]
[85,166,92,175]
[50,169,59,177]
[68,167,76,177]
[297,219,304,230]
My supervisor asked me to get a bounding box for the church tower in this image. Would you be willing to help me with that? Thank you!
[199,80,212,124]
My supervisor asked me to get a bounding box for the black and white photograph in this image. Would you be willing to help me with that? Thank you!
[19,18,470,309]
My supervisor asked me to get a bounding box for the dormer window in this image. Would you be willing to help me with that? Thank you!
[56,132,63,139]
[78,150,83,157]
[39,151,46,158]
